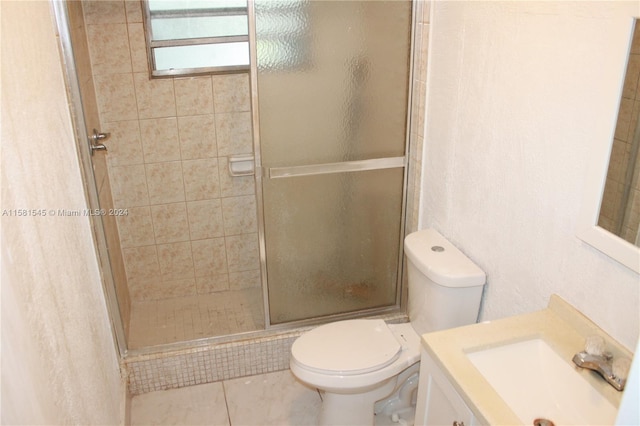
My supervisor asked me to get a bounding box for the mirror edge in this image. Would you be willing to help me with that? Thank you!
[576,130,640,273]
[576,17,640,274]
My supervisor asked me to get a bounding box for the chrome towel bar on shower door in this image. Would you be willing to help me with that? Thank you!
[268,156,406,179]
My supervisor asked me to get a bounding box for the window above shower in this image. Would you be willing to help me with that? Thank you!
[143,0,250,77]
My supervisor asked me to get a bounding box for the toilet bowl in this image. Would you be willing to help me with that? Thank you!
[290,229,486,426]
[290,320,420,425]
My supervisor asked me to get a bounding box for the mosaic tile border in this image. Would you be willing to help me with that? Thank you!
[124,312,408,394]
[124,328,308,394]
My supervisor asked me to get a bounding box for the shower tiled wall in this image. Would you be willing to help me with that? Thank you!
[82,1,260,303]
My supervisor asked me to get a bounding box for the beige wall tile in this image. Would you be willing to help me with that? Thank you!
[104,120,144,166]
[79,71,102,133]
[622,189,640,244]
[110,164,150,207]
[620,226,638,244]
[187,199,224,240]
[125,0,143,23]
[129,278,196,301]
[117,206,156,248]
[178,115,217,160]
[196,274,230,294]
[86,24,132,75]
[68,4,93,87]
[222,195,257,236]
[615,97,633,141]
[145,161,185,204]
[96,161,111,206]
[225,233,259,273]
[607,138,630,183]
[192,238,227,277]
[83,0,126,25]
[81,0,264,308]
[215,112,253,156]
[212,74,251,113]
[123,245,161,280]
[159,278,197,299]
[218,157,255,197]
[157,242,195,280]
[599,178,624,223]
[151,202,190,244]
[631,24,640,55]
[92,146,109,193]
[229,269,261,291]
[174,77,214,116]
[127,278,151,301]
[128,23,148,73]
[134,72,176,119]
[94,73,138,122]
[67,0,86,30]
[183,159,220,201]
[622,53,640,99]
[599,216,615,232]
[628,99,640,142]
[140,117,181,163]
[97,174,132,327]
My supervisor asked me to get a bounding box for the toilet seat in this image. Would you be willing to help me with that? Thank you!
[291,319,402,375]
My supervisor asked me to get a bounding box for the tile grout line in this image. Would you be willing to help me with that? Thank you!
[222,379,233,426]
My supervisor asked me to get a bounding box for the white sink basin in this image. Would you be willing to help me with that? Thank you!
[467,338,617,425]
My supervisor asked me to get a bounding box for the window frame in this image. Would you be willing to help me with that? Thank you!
[142,0,250,78]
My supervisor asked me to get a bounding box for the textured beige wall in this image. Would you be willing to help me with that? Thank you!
[1,1,125,424]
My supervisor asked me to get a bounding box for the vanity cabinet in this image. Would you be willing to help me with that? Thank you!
[415,349,477,426]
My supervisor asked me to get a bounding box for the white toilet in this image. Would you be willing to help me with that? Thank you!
[289,229,486,426]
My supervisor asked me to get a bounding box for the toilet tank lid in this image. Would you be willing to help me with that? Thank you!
[404,229,486,287]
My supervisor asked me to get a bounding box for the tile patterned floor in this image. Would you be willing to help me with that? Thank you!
[128,289,265,349]
[130,370,322,426]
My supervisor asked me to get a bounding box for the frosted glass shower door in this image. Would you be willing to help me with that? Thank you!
[254,0,413,324]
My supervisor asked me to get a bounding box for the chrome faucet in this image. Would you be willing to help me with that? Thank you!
[572,336,630,392]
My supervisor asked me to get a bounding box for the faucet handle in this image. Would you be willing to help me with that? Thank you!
[585,335,606,356]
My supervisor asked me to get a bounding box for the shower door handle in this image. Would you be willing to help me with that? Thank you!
[90,129,109,155]
[268,156,405,179]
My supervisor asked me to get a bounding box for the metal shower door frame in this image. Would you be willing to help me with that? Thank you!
[248,0,417,330]
[50,0,128,358]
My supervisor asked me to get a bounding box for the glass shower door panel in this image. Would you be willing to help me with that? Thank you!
[264,169,404,324]
[255,0,412,166]
[255,0,412,323]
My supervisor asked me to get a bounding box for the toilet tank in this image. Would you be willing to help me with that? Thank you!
[404,229,486,336]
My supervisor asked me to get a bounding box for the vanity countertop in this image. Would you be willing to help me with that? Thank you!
[421,294,633,425]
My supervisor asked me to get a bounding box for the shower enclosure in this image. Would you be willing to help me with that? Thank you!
[54,0,414,356]
[254,1,412,324]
